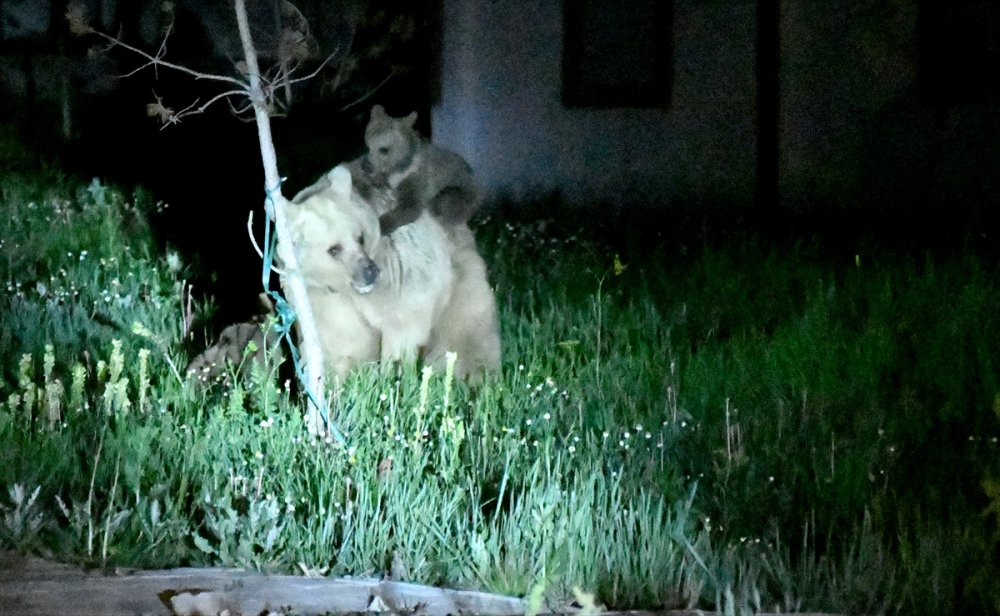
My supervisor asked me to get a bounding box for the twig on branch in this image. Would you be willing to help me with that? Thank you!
[285,48,344,88]
[338,68,398,112]
[246,211,287,276]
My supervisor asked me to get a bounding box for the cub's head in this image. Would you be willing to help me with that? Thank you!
[363,104,420,178]
[288,166,381,294]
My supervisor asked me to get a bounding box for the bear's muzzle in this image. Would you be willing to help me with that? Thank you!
[351,256,380,294]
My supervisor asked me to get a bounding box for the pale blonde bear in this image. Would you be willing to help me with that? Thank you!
[350,166,502,381]
[287,164,501,381]
[285,165,453,380]
[281,199,380,380]
[423,224,501,380]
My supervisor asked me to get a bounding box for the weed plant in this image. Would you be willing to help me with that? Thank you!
[2,146,1000,614]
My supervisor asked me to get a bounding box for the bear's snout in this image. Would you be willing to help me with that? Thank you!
[360,155,388,188]
[351,256,380,294]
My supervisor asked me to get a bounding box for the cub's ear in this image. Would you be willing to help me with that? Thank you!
[327,164,353,199]
[370,104,387,120]
[404,111,418,127]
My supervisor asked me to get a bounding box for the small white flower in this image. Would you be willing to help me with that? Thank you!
[166,251,182,273]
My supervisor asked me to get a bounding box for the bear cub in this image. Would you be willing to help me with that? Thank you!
[352,105,480,236]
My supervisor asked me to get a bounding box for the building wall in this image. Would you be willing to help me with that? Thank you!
[430,0,758,208]
[431,0,1000,226]
[778,1,923,215]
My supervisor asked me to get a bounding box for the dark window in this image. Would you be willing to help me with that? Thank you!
[562,0,673,108]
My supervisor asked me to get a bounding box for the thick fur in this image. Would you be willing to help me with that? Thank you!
[424,225,502,381]
[289,164,501,382]
[352,163,501,381]
[281,205,381,380]
[358,105,480,236]
[286,165,453,378]
[186,295,283,384]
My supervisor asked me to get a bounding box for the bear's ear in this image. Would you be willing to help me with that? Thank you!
[291,173,332,205]
[328,165,353,198]
[370,104,387,120]
[404,111,418,128]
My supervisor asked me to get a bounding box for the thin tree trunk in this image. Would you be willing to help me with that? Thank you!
[234,0,330,436]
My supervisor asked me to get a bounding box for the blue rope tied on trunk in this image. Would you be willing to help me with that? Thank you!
[261,180,346,445]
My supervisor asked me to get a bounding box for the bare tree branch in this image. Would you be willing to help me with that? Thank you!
[338,67,398,112]
[68,1,391,124]
[246,211,287,276]
[65,0,338,437]
[150,89,252,128]
[285,48,344,88]
[67,4,245,88]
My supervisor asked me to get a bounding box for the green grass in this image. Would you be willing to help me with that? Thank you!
[2,145,1000,614]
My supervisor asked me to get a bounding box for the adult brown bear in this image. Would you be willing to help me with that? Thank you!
[285,165,450,379]
[286,165,500,382]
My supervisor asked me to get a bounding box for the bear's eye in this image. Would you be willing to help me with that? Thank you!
[357,235,365,248]
[378,146,390,155]
[327,244,342,257]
